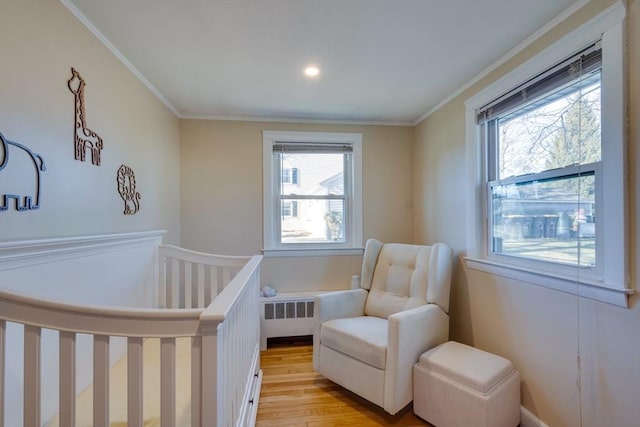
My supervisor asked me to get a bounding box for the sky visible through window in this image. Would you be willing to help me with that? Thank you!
[498,80,601,179]
[491,79,601,267]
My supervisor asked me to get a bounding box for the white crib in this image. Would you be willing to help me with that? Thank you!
[0,231,262,427]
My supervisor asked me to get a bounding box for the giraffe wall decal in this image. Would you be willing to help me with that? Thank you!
[67,67,104,166]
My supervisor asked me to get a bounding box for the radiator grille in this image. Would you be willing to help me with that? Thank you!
[263,300,314,320]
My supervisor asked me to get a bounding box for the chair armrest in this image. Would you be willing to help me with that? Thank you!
[314,288,368,325]
[351,275,361,289]
[384,304,449,414]
[313,288,368,370]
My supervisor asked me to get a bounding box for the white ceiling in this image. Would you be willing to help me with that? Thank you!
[65,0,579,125]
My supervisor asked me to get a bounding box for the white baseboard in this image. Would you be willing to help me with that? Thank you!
[520,406,550,427]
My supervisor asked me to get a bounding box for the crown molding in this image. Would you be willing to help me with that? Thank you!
[62,0,595,128]
[60,0,180,117]
[179,113,413,127]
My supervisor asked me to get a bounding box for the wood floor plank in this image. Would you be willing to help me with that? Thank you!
[256,339,432,427]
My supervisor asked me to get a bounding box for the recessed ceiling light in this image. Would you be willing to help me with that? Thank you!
[304,66,320,77]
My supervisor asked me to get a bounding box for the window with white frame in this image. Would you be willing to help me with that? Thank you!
[485,44,602,267]
[263,131,363,256]
[465,3,630,307]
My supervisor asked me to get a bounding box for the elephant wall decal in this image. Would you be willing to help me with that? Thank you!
[0,132,47,211]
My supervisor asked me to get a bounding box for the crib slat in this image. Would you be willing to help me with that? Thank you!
[197,264,205,308]
[210,266,218,302]
[171,258,179,308]
[24,325,41,427]
[201,333,219,427]
[0,320,5,427]
[59,331,76,427]
[223,267,231,290]
[93,335,110,427]
[160,256,167,308]
[190,336,201,427]
[184,261,192,309]
[160,338,176,427]
[128,337,144,427]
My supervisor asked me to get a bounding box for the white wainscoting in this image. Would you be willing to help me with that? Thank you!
[0,230,165,427]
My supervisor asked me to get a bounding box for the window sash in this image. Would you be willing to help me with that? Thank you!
[273,148,352,247]
[483,83,604,272]
[487,164,601,270]
[481,48,604,270]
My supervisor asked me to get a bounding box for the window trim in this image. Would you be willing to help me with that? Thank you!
[262,130,363,257]
[464,1,631,307]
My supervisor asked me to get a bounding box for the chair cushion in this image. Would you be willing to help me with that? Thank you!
[359,239,384,290]
[418,341,514,394]
[365,243,431,318]
[320,316,388,370]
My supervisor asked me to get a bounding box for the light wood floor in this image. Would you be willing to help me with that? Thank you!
[256,337,432,427]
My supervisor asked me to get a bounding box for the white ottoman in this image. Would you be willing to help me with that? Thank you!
[413,341,520,427]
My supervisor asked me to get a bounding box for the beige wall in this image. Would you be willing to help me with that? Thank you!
[180,119,413,291]
[414,0,640,426]
[5,0,639,425]
[0,1,180,244]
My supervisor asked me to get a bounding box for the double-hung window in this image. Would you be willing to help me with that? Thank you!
[465,3,629,307]
[263,131,363,256]
[484,44,602,267]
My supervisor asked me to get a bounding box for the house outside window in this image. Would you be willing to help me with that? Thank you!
[282,167,299,185]
[484,44,602,268]
[281,200,298,218]
[263,131,363,256]
[464,2,630,307]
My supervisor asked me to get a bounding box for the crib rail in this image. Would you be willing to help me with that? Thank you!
[158,244,249,309]
[200,254,263,426]
[0,247,262,427]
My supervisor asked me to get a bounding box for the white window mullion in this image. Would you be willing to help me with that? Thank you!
[600,18,627,289]
[274,152,283,246]
[590,161,604,279]
[343,151,352,247]
[350,139,363,247]
[263,140,277,250]
[495,162,599,186]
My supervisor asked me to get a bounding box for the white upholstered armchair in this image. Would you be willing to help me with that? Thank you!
[313,239,453,415]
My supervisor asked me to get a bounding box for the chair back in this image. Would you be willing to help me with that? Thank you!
[360,239,453,319]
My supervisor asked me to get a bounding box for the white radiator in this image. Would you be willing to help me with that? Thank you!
[260,292,321,350]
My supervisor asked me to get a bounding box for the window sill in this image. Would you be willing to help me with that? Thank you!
[463,256,633,308]
[262,247,364,258]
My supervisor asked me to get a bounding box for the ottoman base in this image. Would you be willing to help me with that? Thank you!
[413,342,520,427]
